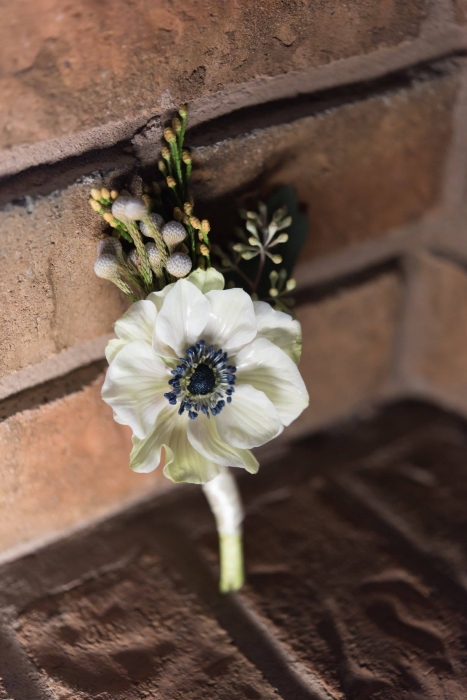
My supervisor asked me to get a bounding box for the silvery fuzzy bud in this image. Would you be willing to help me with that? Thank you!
[97,236,123,260]
[161,221,186,252]
[94,254,120,280]
[140,212,165,238]
[166,252,192,278]
[145,242,162,270]
[111,196,147,222]
[126,248,141,272]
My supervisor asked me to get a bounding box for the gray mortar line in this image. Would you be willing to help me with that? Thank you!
[1,25,467,180]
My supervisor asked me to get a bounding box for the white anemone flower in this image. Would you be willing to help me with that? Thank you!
[102,267,308,590]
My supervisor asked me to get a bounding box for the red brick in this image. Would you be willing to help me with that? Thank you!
[291,273,402,436]
[195,75,458,263]
[0,375,169,560]
[406,254,467,403]
[0,179,128,377]
[0,0,426,150]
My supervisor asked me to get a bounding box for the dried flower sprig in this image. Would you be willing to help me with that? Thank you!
[213,201,297,312]
[89,106,212,301]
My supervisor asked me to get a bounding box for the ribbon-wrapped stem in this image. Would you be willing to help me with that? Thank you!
[202,468,245,593]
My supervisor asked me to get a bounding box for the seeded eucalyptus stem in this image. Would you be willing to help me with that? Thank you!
[202,468,245,593]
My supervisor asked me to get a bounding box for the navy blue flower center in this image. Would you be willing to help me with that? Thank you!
[187,363,216,395]
[164,339,236,420]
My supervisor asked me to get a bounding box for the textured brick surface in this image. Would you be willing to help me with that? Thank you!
[195,75,458,263]
[16,552,279,699]
[0,179,128,377]
[1,403,466,699]
[0,374,167,559]
[0,0,427,150]
[292,273,402,434]
[408,254,467,402]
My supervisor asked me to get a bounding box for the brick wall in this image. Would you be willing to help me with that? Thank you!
[1,0,467,563]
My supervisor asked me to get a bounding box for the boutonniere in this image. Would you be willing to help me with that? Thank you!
[89,106,309,592]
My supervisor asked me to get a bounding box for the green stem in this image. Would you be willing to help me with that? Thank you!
[202,468,245,593]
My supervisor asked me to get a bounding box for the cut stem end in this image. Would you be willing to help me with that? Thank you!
[219,532,244,593]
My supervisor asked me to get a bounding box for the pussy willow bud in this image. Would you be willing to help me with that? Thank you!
[164,127,176,143]
[183,202,193,215]
[111,196,147,222]
[145,242,162,272]
[201,220,210,234]
[94,254,120,280]
[140,212,165,238]
[286,278,297,291]
[166,176,176,188]
[103,212,115,224]
[89,199,102,212]
[110,190,119,200]
[166,252,192,278]
[100,187,110,200]
[182,150,191,164]
[189,216,201,229]
[97,237,123,260]
[162,221,186,252]
[200,244,210,256]
[90,188,101,201]
[172,117,182,132]
[161,146,171,160]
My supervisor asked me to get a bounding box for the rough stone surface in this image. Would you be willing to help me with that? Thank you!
[0,0,426,150]
[170,404,467,700]
[0,178,128,377]
[291,273,402,435]
[453,0,467,23]
[13,534,279,699]
[409,254,467,402]
[0,374,168,560]
[194,75,458,263]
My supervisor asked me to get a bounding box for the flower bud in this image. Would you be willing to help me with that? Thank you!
[97,237,123,259]
[111,196,147,222]
[182,150,191,164]
[164,127,176,143]
[166,252,192,278]
[158,160,167,174]
[183,202,193,215]
[140,212,165,238]
[179,104,188,119]
[94,254,120,280]
[269,288,279,298]
[166,176,176,188]
[161,146,171,160]
[173,207,183,222]
[274,233,289,244]
[127,248,141,271]
[90,188,101,201]
[172,117,182,132]
[142,194,151,207]
[100,187,110,200]
[201,219,210,234]
[286,278,296,292]
[162,221,187,252]
[89,199,102,212]
[103,212,115,224]
[145,242,163,273]
[271,254,282,264]
[189,216,201,229]
[200,244,210,256]
[110,189,119,200]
